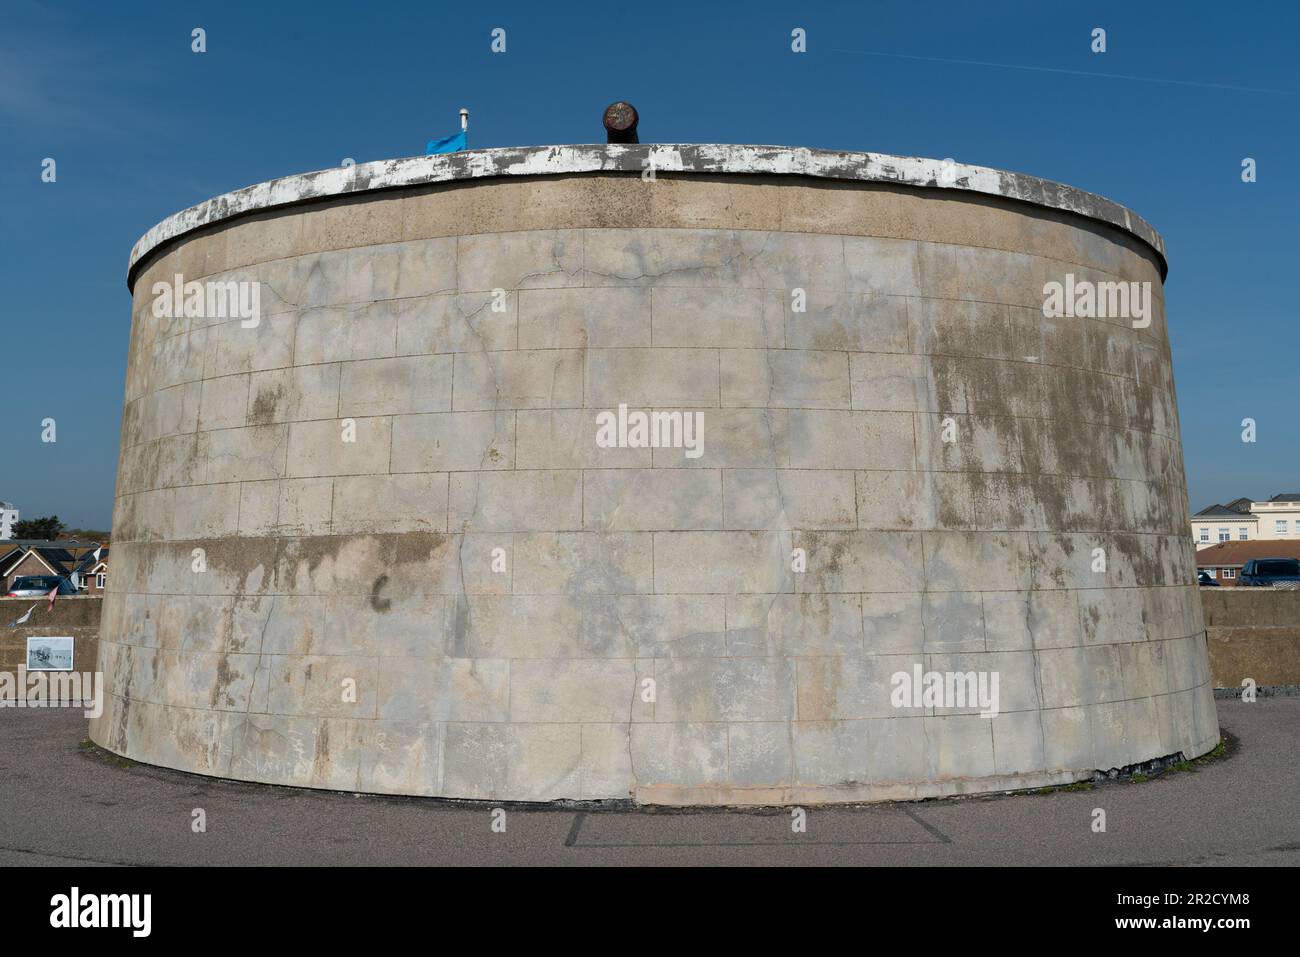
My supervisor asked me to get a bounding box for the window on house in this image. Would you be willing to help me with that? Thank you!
[1223,568,1236,579]
[1198,528,1210,542]
[1207,568,1217,578]
[96,573,106,589]
[1275,520,1289,534]
[1218,528,1230,542]
[1239,528,1249,540]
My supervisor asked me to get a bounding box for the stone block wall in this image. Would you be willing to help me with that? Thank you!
[90,152,1218,804]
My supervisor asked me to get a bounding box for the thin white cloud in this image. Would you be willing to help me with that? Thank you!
[0,3,173,135]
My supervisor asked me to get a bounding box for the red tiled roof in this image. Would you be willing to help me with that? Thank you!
[1195,540,1300,568]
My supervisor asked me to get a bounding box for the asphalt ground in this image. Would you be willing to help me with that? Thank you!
[0,698,1295,866]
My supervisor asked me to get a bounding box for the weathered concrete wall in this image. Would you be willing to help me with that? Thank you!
[91,147,1217,804]
[1203,589,1300,689]
[0,596,101,673]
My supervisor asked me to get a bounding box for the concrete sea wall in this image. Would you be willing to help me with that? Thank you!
[1203,588,1300,690]
[0,596,102,674]
[90,145,1218,804]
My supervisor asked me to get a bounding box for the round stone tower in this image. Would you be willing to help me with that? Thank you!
[92,144,1218,804]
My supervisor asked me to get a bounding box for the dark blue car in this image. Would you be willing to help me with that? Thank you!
[1239,558,1300,588]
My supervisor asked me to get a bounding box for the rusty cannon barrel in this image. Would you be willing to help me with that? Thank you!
[603,101,639,143]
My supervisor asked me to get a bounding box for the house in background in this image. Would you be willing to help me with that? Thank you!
[0,543,76,591]
[0,541,109,594]
[1250,493,1300,540]
[72,547,110,593]
[1191,493,1300,546]
[1191,499,1257,547]
[1195,540,1300,585]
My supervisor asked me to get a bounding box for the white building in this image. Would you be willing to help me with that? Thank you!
[1191,493,1300,547]
[1250,493,1300,540]
[0,501,17,541]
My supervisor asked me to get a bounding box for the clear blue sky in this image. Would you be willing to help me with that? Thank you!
[3,0,1297,530]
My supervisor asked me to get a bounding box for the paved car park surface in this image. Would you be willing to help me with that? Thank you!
[0,698,1296,866]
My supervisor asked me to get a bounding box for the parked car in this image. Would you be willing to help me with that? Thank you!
[1238,558,1300,588]
[5,575,78,597]
[1197,571,1220,587]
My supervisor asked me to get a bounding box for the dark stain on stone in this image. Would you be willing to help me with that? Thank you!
[369,574,391,612]
[111,649,134,751]
[1032,473,1066,530]
[800,531,847,578]
[315,721,331,779]
[451,593,470,657]
[210,654,241,710]
[390,531,450,566]
[248,380,285,425]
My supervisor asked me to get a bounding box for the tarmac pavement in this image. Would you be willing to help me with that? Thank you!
[0,698,1295,866]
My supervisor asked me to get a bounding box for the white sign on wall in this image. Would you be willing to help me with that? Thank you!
[27,637,74,671]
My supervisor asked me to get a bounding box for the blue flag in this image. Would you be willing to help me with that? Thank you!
[426,130,467,155]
